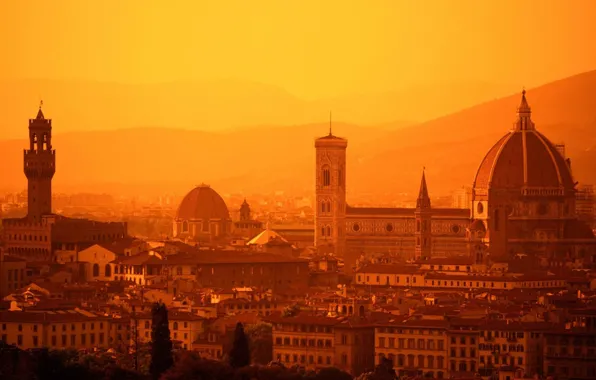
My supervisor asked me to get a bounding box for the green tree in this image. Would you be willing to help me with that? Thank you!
[228,322,250,369]
[149,303,174,380]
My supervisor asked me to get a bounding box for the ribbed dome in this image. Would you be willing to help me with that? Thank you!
[473,91,574,191]
[176,184,230,220]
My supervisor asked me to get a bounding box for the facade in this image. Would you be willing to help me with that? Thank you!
[543,309,596,379]
[268,313,376,376]
[1,107,128,262]
[110,250,310,291]
[0,309,119,350]
[315,91,596,268]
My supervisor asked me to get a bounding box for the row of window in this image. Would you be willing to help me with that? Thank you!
[277,353,333,366]
[2,333,106,347]
[273,325,333,333]
[378,353,445,369]
[377,337,445,350]
[358,274,564,289]
[6,234,49,242]
[275,337,333,348]
[2,322,106,332]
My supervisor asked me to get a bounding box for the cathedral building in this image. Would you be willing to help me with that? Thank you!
[1,106,128,262]
[315,129,469,267]
[470,90,596,265]
[315,91,596,268]
[173,184,263,243]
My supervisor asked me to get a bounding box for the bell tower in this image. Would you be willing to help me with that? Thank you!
[24,102,56,221]
[314,117,347,257]
[415,169,432,260]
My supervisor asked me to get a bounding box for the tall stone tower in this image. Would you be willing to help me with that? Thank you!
[24,104,56,221]
[314,126,347,257]
[414,170,432,260]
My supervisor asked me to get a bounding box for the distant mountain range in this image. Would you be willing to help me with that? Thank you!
[0,72,595,198]
[0,78,512,138]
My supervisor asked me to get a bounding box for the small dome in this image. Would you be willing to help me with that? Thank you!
[176,184,230,220]
[473,91,574,191]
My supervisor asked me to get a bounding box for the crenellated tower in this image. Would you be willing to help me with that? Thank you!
[415,169,432,260]
[314,121,347,257]
[24,103,56,221]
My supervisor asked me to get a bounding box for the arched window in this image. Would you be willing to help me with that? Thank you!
[327,201,332,213]
[182,221,188,232]
[322,165,331,187]
[326,226,331,236]
[105,264,112,277]
[93,264,99,277]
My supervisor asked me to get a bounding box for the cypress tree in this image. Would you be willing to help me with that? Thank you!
[228,322,250,368]
[149,303,174,380]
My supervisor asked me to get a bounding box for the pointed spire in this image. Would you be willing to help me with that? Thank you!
[329,111,333,136]
[416,168,431,209]
[36,99,45,120]
[514,88,535,131]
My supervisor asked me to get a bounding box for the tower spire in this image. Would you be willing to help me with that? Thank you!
[36,99,45,120]
[416,168,431,209]
[329,111,332,136]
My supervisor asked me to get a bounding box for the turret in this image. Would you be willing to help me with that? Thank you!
[24,102,56,221]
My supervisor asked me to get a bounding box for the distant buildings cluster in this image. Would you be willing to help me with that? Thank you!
[1,95,596,380]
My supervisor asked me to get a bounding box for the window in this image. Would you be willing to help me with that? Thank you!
[93,264,99,277]
[105,264,112,277]
[322,166,331,187]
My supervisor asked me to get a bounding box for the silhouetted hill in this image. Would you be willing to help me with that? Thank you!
[353,70,596,196]
[0,123,388,196]
[1,72,595,198]
[0,78,508,138]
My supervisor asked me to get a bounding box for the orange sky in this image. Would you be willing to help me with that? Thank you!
[2,0,596,99]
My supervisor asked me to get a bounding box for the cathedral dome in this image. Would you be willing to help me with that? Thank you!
[473,91,574,191]
[176,184,230,220]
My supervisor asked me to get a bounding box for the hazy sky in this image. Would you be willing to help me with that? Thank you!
[2,0,596,99]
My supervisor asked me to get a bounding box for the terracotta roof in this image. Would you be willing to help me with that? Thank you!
[247,229,289,246]
[98,237,144,255]
[176,185,230,221]
[474,92,574,191]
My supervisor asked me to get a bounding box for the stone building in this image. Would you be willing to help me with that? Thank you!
[315,91,596,268]
[1,106,128,262]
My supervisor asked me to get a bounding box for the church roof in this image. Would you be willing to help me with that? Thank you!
[247,228,290,246]
[473,91,574,191]
[176,184,230,221]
